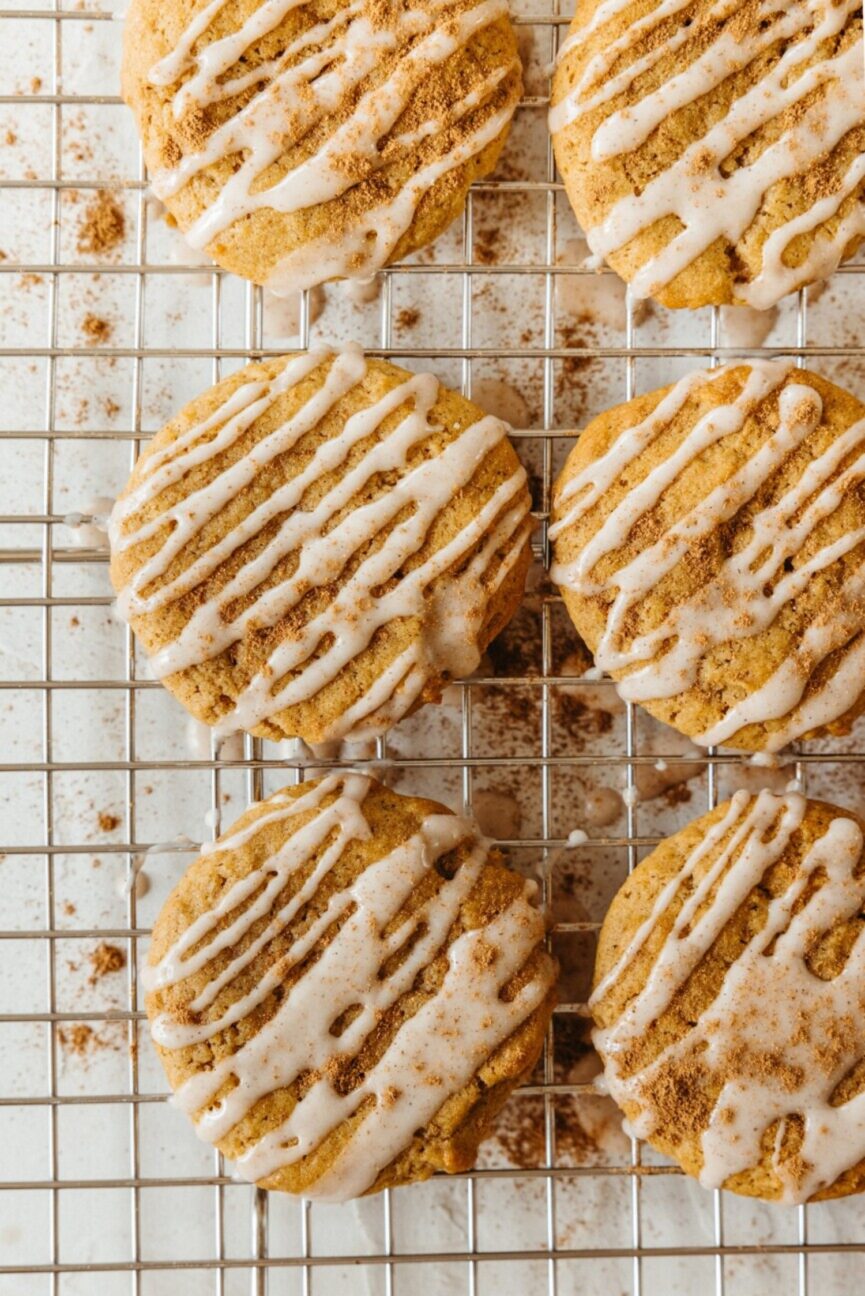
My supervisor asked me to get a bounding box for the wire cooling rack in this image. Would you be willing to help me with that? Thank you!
[2,2,865,1293]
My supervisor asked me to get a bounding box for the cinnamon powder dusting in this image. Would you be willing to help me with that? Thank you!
[82,313,113,344]
[88,941,126,986]
[494,1096,602,1168]
[58,1024,98,1057]
[76,190,125,255]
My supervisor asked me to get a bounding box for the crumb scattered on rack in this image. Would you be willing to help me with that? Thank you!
[76,190,125,256]
[396,307,420,329]
[82,313,113,344]
[88,942,126,985]
[58,1024,100,1057]
[98,811,120,832]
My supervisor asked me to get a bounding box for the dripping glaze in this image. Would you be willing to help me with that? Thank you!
[109,345,531,742]
[146,775,556,1200]
[551,361,865,750]
[145,0,521,292]
[592,791,865,1203]
[550,0,865,307]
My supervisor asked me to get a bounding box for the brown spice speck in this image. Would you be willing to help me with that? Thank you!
[76,190,125,256]
[98,812,120,832]
[82,313,112,344]
[88,941,126,985]
[58,1024,96,1056]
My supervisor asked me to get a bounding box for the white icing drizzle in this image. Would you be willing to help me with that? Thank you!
[109,345,530,742]
[550,0,865,307]
[146,0,520,292]
[592,790,865,1203]
[265,94,515,295]
[551,361,865,751]
[147,775,555,1201]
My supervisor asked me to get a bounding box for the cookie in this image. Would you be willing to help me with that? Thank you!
[551,361,865,753]
[592,789,865,1203]
[145,775,558,1198]
[550,0,865,309]
[121,0,522,291]
[109,345,532,745]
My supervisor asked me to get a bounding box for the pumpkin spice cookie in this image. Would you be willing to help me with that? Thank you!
[144,774,558,1198]
[109,345,533,744]
[551,361,865,753]
[592,790,865,1203]
[121,0,522,290]
[550,0,865,309]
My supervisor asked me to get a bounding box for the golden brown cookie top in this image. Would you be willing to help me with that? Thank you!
[592,790,865,1203]
[145,774,557,1198]
[121,0,522,287]
[550,0,865,308]
[109,345,532,744]
[551,361,865,752]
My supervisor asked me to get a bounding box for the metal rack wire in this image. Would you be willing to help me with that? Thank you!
[1,2,865,1293]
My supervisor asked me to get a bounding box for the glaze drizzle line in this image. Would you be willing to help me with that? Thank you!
[109,346,531,742]
[592,791,865,1203]
[551,362,865,750]
[550,0,865,307]
[146,0,520,291]
[147,775,556,1201]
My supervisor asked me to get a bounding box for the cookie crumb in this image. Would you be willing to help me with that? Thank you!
[88,941,126,985]
[58,1024,96,1056]
[76,190,125,255]
[82,313,112,344]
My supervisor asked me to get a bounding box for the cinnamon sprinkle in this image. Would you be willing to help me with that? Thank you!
[88,941,126,986]
[81,313,113,344]
[76,190,125,255]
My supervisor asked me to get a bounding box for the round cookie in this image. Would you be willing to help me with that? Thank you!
[109,345,532,744]
[145,775,558,1198]
[121,0,522,291]
[550,361,865,753]
[591,790,865,1203]
[550,0,865,309]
